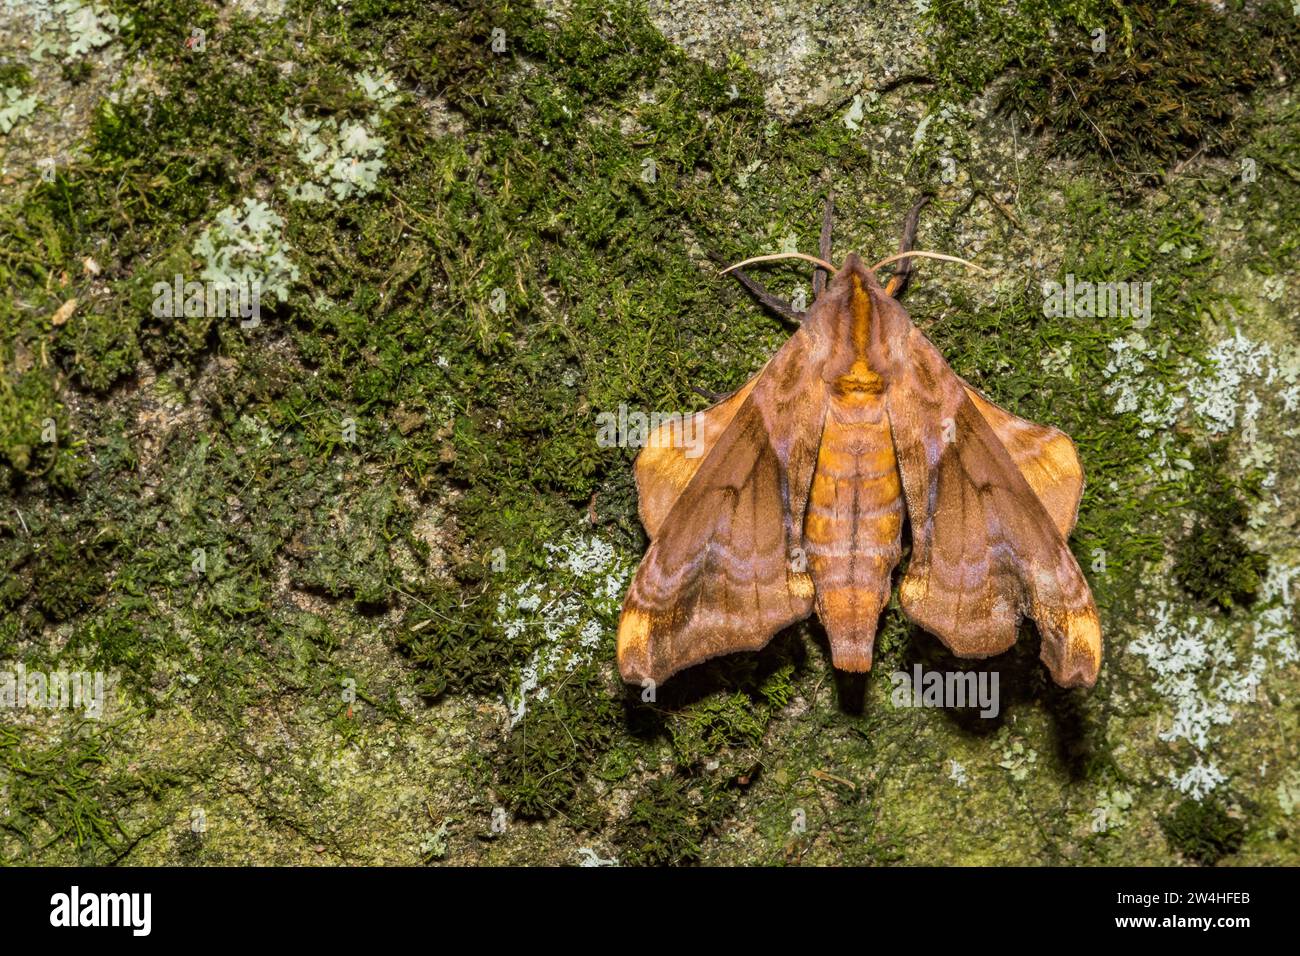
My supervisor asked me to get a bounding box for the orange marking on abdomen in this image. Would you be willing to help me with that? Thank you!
[803,397,903,668]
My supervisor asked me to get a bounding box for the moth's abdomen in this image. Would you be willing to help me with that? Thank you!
[802,398,904,671]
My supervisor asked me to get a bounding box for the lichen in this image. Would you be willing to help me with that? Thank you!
[0,84,38,133]
[192,198,300,304]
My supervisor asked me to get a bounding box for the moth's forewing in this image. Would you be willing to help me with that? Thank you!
[616,297,837,685]
[633,379,758,539]
[961,387,1085,538]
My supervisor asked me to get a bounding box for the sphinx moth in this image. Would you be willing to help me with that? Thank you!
[617,204,1102,690]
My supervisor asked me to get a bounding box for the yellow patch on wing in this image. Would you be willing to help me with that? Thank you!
[899,576,927,605]
[617,608,652,658]
[788,572,815,600]
[1068,608,1103,672]
[964,387,1084,537]
[634,376,761,538]
[636,441,699,494]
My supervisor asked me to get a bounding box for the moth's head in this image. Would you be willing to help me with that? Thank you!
[812,251,898,335]
[833,252,884,288]
[823,252,888,310]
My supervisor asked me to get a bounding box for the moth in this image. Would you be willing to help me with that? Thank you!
[617,199,1102,690]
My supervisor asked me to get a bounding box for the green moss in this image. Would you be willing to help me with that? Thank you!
[64,309,141,391]
[395,589,504,699]
[0,367,66,487]
[31,533,115,623]
[293,481,409,608]
[663,660,798,767]
[60,60,94,86]
[109,0,220,54]
[614,774,735,867]
[1173,442,1269,612]
[1174,503,1268,612]
[0,62,32,89]
[1002,1,1295,183]
[0,724,121,860]
[1161,798,1247,865]
[496,669,621,818]
[924,1,1297,185]
[667,692,768,766]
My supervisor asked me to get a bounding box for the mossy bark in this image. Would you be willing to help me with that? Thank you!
[1,0,1297,865]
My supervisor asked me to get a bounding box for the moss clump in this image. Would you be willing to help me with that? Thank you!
[31,533,115,623]
[0,62,32,89]
[395,588,503,700]
[665,661,797,767]
[0,725,122,860]
[291,481,409,608]
[614,775,735,867]
[1161,798,1247,865]
[1173,501,1268,612]
[495,669,622,818]
[667,692,768,766]
[1002,1,1296,183]
[63,308,142,392]
[1172,442,1268,612]
[65,606,184,709]
[0,367,66,487]
[60,60,94,85]
[109,0,220,54]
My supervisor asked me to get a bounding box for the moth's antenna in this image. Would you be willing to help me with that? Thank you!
[869,250,991,275]
[720,252,838,275]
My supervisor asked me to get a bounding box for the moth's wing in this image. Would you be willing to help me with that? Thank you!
[635,375,760,539]
[963,385,1084,537]
[885,325,1101,688]
[618,328,829,685]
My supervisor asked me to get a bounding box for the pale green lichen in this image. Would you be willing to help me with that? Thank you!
[996,729,1039,782]
[354,69,399,111]
[1278,770,1300,817]
[278,72,394,204]
[1090,788,1134,834]
[498,533,630,727]
[191,198,300,303]
[0,86,37,133]
[1128,564,1298,802]
[24,0,120,61]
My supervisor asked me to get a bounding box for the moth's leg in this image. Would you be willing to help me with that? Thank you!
[718,263,804,324]
[884,193,932,300]
[813,191,834,297]
[690,384,727,402]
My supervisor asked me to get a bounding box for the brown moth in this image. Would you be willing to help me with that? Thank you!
[617,208,1102,690]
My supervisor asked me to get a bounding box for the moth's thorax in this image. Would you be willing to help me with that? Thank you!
[834,359,884,398]
[825,271,885,399]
